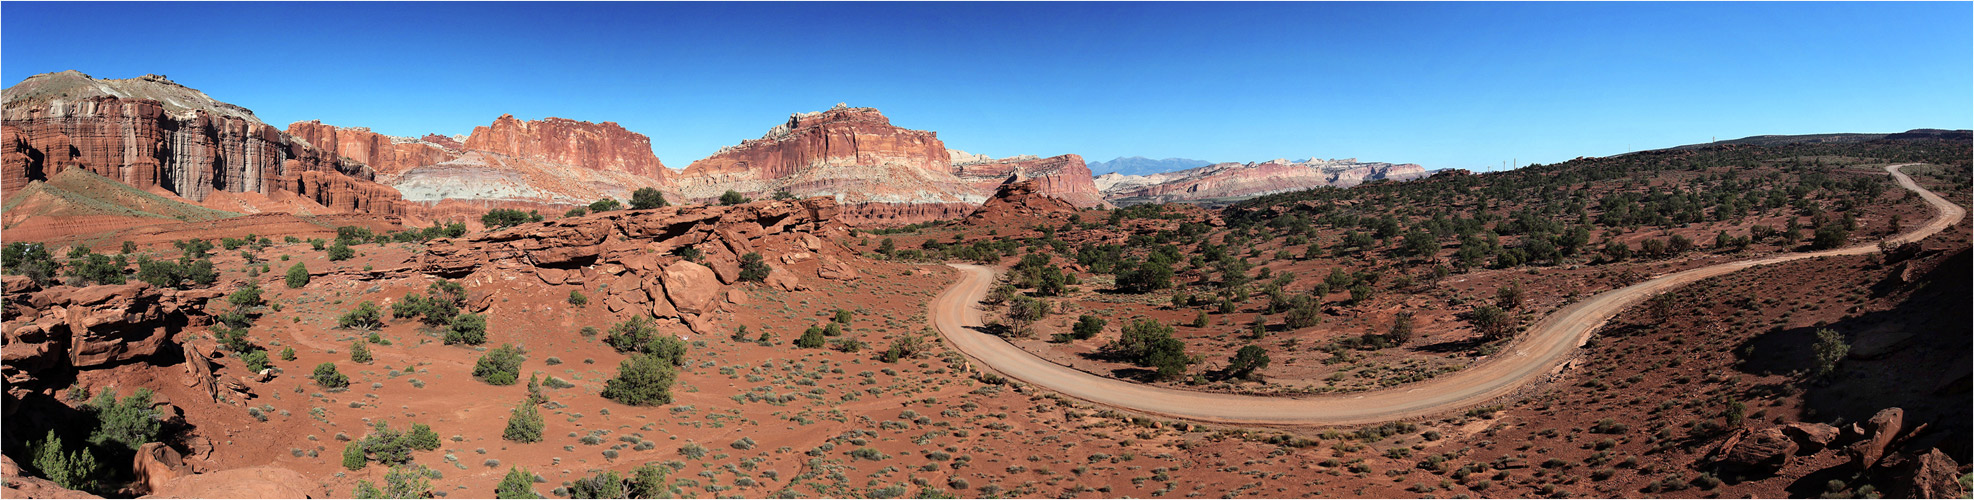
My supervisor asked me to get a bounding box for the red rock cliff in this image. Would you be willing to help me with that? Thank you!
[675,105,979,226]
[463,115,670,182]
[680,106,951,182]
[953,153,1111,209]
[1,71,405,215]
[286,121,458,178]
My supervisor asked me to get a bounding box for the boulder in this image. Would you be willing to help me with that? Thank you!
[661,261,721,316]
[1781,422,1840,452]
[131,443,192,495]
[1879,448,1965,499]
[726,289,747,305]
[1846,408,1905,469]
[817,256,859,280]
[1717,427,1799,471]
[766,267,807,292]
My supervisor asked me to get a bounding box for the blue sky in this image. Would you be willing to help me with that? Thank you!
[4,2,1968,171]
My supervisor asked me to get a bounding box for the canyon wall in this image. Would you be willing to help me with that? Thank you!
[1098,158,1430,204]
[1,71,404,215]
[953,153,1111,209]
[463,115,670,181]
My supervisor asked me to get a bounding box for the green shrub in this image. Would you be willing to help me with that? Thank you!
[1072,315,1105,340]
[629,463,671,499]
[630,187,669,210]
[563,207,589,218]
[474,344,526,385]
[503,402,544,443]
[719,190,749,205]
[339,301,384,330]
[63,248,126,286]
[568,290,588,307]
[281,262,309,288]
[796,325,826,349]
[601,353,678,406]
[1812,328,1849,379]
[279,347,297,361]
[445,313,487,345]
[604,316,658,352]
[327,241,355,261]
[240,349,271,372]
[343,441,367,470]
[738,252,770,282]
[1470,305,1514,340]
[3,242,61,286]
[134,256,217,289]
[350,340,373,363]
[356,464,432,499]
[496,467,542,499]
[313,362,350,389]
[405,423,441,451]
[85,388,160,451]
[481,209,543,229]
[1225,345,1270,381]
[833,308,854,325]
[589,198,622,213]
[31,430,100,491]
[567,471,625,499]
[228,282,264,308]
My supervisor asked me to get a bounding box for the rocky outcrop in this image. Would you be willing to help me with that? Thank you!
[282,169,406,217]
[419,197,854,332]
[464,114,670,182]
[1878,448,1965,498]
[1097,158,1431,204]
[132,443,193,496]
[1714,427,1799,472]
[2,280,219,418]
[1846,407,1905,469]
[285,120,458,178]
[142,466,312,499]
[953,154,1111,208]
[1,71,405,216]
[677,105,981,226]
[965,179,1079,224]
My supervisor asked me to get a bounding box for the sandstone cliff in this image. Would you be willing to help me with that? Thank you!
[952,153,1112,209]
[464,114,670,181]
[1098,158,1430,204]
[285,120,459,179]
[1,71,404,216]
[676,105,982,226]
[964,179,1080,225]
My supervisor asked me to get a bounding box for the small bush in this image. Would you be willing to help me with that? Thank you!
[503,402,544,443]
[630,187,670,210]
[285,262,310,288]
[445,313,488,345]
[474,344,526,385]
[339,302,384,330]
[496,466,541,498]
[568,290,588,307]
[313,362,350,389]
[738,252,770,282]
[601,353,678,406]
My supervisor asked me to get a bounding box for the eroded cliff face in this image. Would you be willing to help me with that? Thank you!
[953,153,1111,209]
[1098,158,1430,203]
[0,71,405,215]
[463,115,670,181]
[676,105,982,226]
[285,121,458,179]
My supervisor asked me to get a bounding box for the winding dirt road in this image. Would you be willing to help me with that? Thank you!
[929,164,1964,426]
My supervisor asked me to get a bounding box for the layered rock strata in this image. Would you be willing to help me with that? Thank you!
[1096,158,1431,203]
[420,198,853,332]
[1,71,404,215]
[952,153,1111,208]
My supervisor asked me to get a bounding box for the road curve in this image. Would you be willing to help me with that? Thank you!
[928,164,1964,426]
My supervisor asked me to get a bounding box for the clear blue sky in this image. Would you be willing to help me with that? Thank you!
[4,2,1969,171]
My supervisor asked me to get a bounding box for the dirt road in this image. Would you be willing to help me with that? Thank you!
[928,164,1964,426]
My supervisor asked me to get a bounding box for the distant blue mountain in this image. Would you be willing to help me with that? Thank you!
[1086,156,1215,176]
